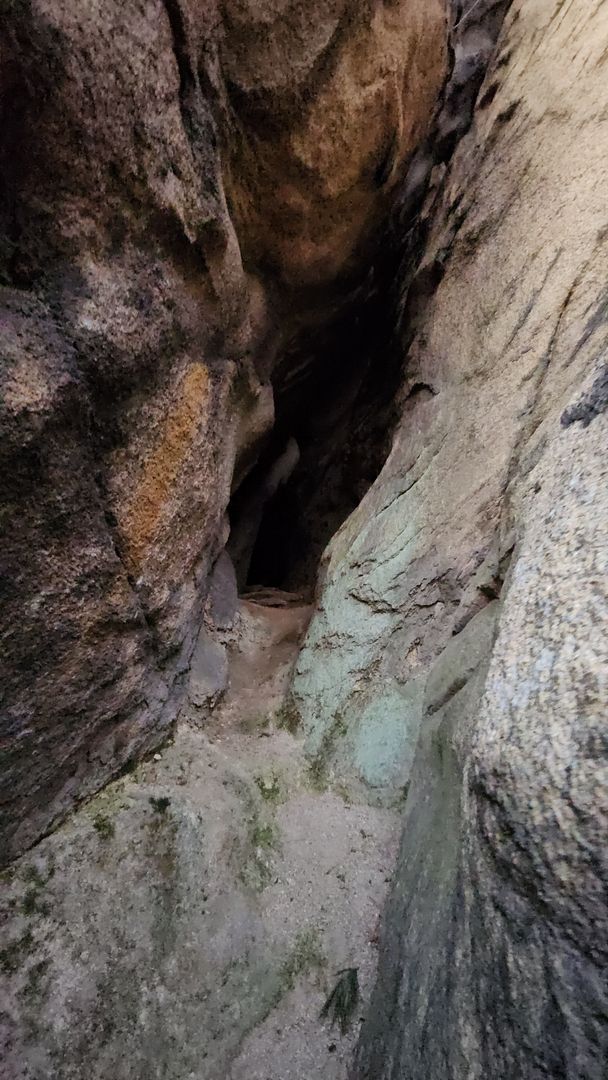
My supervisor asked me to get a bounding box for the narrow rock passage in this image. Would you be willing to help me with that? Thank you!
[189,592,400,1079]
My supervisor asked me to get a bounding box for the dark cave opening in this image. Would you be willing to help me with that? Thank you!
[220,0,515,602]
[227,269,405,598]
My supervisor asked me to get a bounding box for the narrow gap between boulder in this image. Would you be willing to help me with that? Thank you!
[227,273,404,601]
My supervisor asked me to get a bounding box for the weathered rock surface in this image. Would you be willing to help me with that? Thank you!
[0,0,448,864]
[0,599,398,1080]
[288,0,608,1074]
[222,0,448,288]
[2,0,607,1075]
[0,0,262,866]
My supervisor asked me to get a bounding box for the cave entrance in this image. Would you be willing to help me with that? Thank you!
[227,278,402,599]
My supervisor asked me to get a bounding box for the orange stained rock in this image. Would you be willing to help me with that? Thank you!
[223,0,448,287]
[119,362,211,573]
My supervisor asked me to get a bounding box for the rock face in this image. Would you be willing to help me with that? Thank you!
[289,0,608,1074]
[2,0,607,1076]
[290,0,513,805]
[222,0,447,288]
[0,0,447,864]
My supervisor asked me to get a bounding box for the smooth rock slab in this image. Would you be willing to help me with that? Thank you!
[1,713,398,1080]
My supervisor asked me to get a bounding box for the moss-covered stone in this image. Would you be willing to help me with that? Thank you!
[0,929,34,975]
[254,772,281,804]
[148,796,171,815]
[92,814,115,840]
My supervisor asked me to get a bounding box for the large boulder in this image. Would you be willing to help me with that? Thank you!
[0,0,447,864]
[221,0,447,287]
[289,0,608,1074]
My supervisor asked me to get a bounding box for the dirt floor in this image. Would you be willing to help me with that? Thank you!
[189,593,401,1079]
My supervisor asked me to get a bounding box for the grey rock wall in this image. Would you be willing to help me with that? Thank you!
[289,0,608,1073]
[349,0,604,1071]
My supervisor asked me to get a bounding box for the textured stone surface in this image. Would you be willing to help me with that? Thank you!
[3,0,607,1074]
[0,0,259,866]
[288,0,608,1074]
[0,0,448,864]
[222,0,448,288]
[0,612,398,1080]
[289,0,512,805]
[1,731,278,1080]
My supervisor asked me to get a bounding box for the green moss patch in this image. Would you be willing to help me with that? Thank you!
[255,772,281,803]
[0,929,34,975]
[93,813,115,840]
[149,796,171,815]
[282,928,326,991]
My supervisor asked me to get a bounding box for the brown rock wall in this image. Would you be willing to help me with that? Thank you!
[0,0,449,862]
